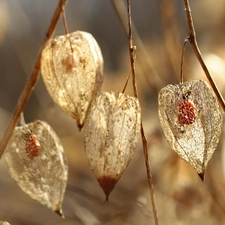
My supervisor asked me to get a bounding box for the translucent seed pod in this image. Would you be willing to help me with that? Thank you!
[41,31,104,129]
[5,120,68,217]
[158,80,223,180]
[0,222,11,225]
[84,92,141,201]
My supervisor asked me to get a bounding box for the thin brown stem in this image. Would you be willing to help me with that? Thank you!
[158,0,181,83]
[19,112,26,126]
[62,7,69,34]
[180,38,189,84]
[183,0,225,112]
[140,123,159,224]
[121,71,131,94]
[0,0,68,158]
[126,0,138,98]
[112,0,162,92]
[126,0,159,224]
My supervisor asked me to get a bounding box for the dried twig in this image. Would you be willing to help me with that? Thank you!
[183,0,225,112]
[112,0,162,92]
[180,38,189,84]
[62,6,69,35]
[0,0,68,158]
[158,0,181,83]
[126,0,159,224]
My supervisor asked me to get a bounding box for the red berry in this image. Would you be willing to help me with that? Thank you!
[25,134,41,159]
[178,100,196,125]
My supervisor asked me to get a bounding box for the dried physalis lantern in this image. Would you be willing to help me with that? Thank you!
[41,31,104,129]
[4,120,68,217]
[158,80,223,180]
[84,92,141,201]
[0,222,11,225]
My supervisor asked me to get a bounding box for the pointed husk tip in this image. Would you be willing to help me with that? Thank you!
[55,208,65,218]
[97,175,119,202]
[198,172,205,182]
[77,121,84,131]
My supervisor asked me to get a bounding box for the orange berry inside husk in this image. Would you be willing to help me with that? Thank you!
[178,100,197,125]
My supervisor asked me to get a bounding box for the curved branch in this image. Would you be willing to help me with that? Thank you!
[0,0,68,158]
[183,0,225,112]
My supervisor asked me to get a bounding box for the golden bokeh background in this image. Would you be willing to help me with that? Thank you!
[1,0,225,224]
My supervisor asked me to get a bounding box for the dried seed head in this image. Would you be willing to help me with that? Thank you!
[41,31,104,129]
[5,120,68,216]
[158,80,223,180]
[84,92,141,201]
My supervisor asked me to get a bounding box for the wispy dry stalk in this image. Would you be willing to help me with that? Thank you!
[126,0,159,224]
[180,38,189,83]
[112,0,162,92]
[0,0,68,158]
[183,0,225,112]
[158,0,181,83]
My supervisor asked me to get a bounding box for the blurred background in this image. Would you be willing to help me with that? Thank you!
[1,0,225,224]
